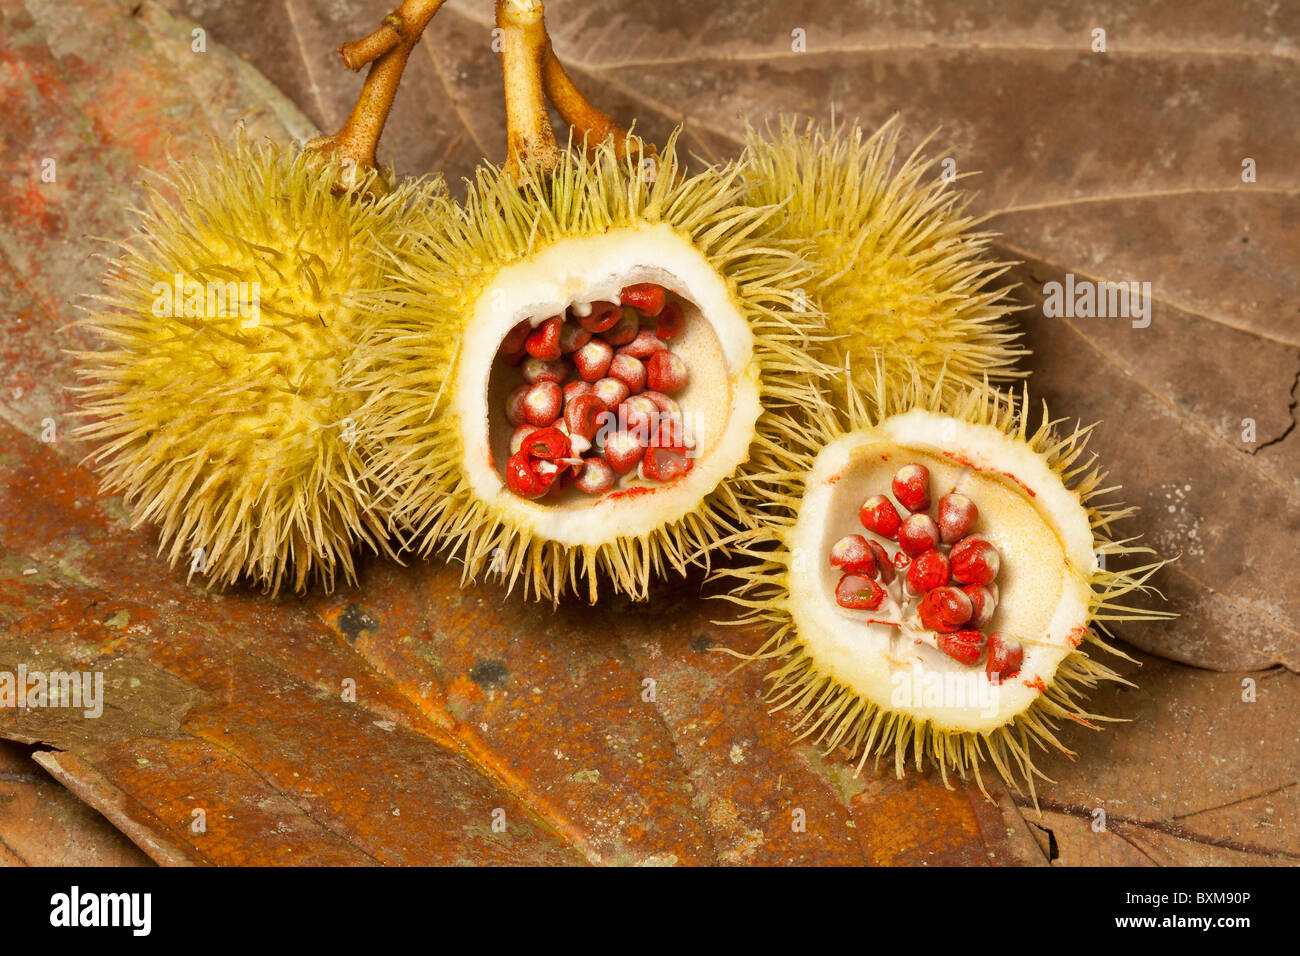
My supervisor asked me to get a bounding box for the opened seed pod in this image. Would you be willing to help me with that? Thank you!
[742,117,1025,400]
[346,137,829,602]
[720,369,1170,796]
[74,136,436,593]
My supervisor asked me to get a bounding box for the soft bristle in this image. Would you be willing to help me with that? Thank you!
[73,133,437,593]
[345,134,833,603]
[743,116,1027,400]
[714,364,1172,800]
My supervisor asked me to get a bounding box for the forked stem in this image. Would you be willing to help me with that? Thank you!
[306,0,447,193]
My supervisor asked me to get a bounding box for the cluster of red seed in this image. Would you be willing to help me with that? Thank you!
[828,463,1025,684]
[500,283,693,500]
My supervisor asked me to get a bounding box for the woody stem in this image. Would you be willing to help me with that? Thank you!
[497,0,559,175]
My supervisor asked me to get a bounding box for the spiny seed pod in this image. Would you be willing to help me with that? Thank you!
[741,116,1025,400]
[73,135,437,593]
[717,366,1172,798]
[345,136,830,603]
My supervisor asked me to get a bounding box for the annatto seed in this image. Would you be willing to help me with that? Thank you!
[519,426,570,461]
[563,380,592,404]
[641,390,681,417]
[520,356,570,384]
[835,573,886,611]
[591,377,631,410]
[655,300,685,340]
[950,535,1000,586]
[618,394,659,438]
[640,444,693,482]
[906,548,950,594]
[609,353,647,392]
[829,534,878,576]
[897,512,940,557]
[499,319,532,363]
[859,494,902,539]
[603,430,646,475]
[918,586,973,633]
[892,463,931,513]
[574,457,614,495]
[525,316,563,360]
[574,339,614,381]
[558,321,592,353]
[620,283,666,317]
[962,583,997,628]
[509,424,535,454]
[506,450,548,498]
[505,383,531,427]
[576,300,621,332]
[646,350,688,393]
[985,632,1024,684]
[602,310,641,347]
[620,327,668,359]
[937,492,978,543]
[937,630,988,666]
[565,394,608,441]
[868,541,895,584]
[522,381,562,427]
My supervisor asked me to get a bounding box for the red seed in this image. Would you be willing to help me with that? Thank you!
[906,548,950,594]
[501,319,533,356]
[985,632,1024,684]
[565,394,608,441]
[618,395,659,439]
[525,316,563,360]
[646,350,688,393]
[829,534,877,576]
[591,377,631,411]
[620,283,666,317]
[655,299,685,340]
[519,426,571,461]
[576,300,621,332]
[937,492,978,543]
[892,463,931,513]
[558,321,592,354]
[835,573,885,611]
[505,384,531,427]
[520,356,570,384]
[918,586,973,633]
[962,583,998,628]
[619,327,668,359]
[543,463,576,498]
[897,512,940,557]
[640,445,693,482]
[505,450,548,498]
[609,353,647,392]
[573,339,614,382]
[650,414,689,449]
[574,457,614,495]
[522,381,562,427]
[563,380,593,404]
[509,425,536,454]
[602,310,641,347]
[859,494,902,539]
[950,535,1001,586]
[937,630,988,666]
[603,430,646,475]
[641,390,681,417]
[868,541,895,584]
